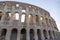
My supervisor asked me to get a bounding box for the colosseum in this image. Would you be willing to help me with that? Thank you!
[0,1,60,40]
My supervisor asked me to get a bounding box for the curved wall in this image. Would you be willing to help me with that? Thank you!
[0,1,59,40]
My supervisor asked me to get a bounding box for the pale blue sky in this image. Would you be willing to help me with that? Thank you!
[0,0,60,31]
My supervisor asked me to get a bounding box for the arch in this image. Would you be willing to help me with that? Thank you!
[0,12,3,20]
[13,12,19,20]
[20,28,26,40]
[21,13,26,22]
[43,30,47,40]
[40,16,44,21]
[16,4,19,7]
[36,15,39,26]
[30,29,35,40]
[49,19,54,27]
[45,18,49,27]
[49,19,52,26]
[37,29,42,40]
[42,22,45,27]
[5,12,11,20]
[36,15,39,22]
[48,30,52,39]
[53,31,55,37]
[45,18,48,23]
[29,14,33,24]
[22,10,26,13]
[10,28,17,40]
[1,29,7,40]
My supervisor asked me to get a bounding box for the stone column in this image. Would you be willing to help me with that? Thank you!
[18,7,22,26]
[1,5,7,25]
[1,12,5,24]
[0,28,1,40]
[17,30,20,40]
[5,29,11,40]
[34,29,38,40]
[26,7,30,40]
[18,13,21,26]
[33,15,36,26]
[41,30,45,40]
[46,30,50,40]
[51,31,54,40]
[26,7,29,26]
[26,29,30,40]
[33,9,36,27]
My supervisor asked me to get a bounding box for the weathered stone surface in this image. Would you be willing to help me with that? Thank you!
[0,1,59,40]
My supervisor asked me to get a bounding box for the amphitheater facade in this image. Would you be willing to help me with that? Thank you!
[0,1,60,40]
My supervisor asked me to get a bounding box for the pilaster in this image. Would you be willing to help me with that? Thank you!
[5,29,11,40]
[17,30,20,40]
[26,29,30,40]
[34,29,38,40]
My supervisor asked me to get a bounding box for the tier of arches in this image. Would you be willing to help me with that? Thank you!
[0,11,57,28]
[0,28,55,40]
[0,12,40,22]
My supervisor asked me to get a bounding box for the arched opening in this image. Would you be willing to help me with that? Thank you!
[1,29,7,40]
[0,12,3,20]
[21,13,26,23]
[5,12,11,20]
[42,22,46,27]
[43,30,47,40]
[48,30,52,39]
[29,14,33,24]
[37,29,42,40]
[16,4,19,8]
[49,19,52,27]
[30,29,35,40]
[10,28,17,40]
[22,10,26,13]
[20,28,26,40]
[45,18,49,27]
[36,15,39,22]
[36,15,39,26]
[45,18,48,24]
[53,31,55,37]
[28,6,32,12]
[40,16,44,21]
[13,12,19,20]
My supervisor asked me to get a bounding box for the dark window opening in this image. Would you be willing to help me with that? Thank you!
[43,30,48,40]
[10,29,17,40]
[37,29,42,40]
[1,29,7,40]
[0,12,3,20]
[30,29,35,40]
[20,28,26,40]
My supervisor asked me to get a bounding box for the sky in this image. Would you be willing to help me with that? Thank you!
[0,0,60,31]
